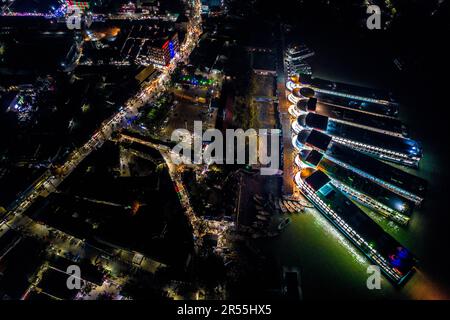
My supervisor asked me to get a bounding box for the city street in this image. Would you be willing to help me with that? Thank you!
[0,0,204,272]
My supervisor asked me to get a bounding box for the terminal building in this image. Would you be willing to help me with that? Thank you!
[285,45,314,75]
[120,23,179,67]
[295,129,426,205]
[294,167,416,285]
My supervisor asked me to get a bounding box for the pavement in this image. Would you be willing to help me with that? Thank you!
[276,23,295,196]
[253,74,277,130]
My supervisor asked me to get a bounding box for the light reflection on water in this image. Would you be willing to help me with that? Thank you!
[260,176,450,299]
[257,205,399,299]
[403,269,450,300]
[307,207,367,266]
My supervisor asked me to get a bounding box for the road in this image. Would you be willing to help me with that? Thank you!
[117,134,234,249]
[1,0,204,266]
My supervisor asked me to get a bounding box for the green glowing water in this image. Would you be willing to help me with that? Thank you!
[256,44,450,300]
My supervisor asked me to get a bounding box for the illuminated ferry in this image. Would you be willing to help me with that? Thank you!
[292,74,396,101]
[295,129,426,205]
[287,77,399,119]
[292,97,407,138]
[296,149,414,225]
[296,112,422,167]
[294,168,416,284]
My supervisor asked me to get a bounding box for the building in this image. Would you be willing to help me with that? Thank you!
[285,44,314,76]
[252,52,277,76]
[120,23,179,67]
[67,1,91,11]
[147,32,180,67]
[119,2,136,14]
[201,0,224,15]
[135,65,159,87]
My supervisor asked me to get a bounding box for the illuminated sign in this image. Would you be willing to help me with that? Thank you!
[67,1,90,11]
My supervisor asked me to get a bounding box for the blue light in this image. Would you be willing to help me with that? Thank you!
[397,247,409,259]
[169,41,175,59]
[389,254,402,268]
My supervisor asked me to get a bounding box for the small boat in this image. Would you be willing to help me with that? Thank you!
[290,202,305,213]
[259,210,271,216]
[282,196,311,208]
[278,218,291,230]
[274,200,281,210]
[283,201,295,213]
[394,58,403,71]
[254,197,263,205]
[252,221,265,229]
[254,194,264,202]
[282,266,303,300]
[256,215,269,221]
[279,200,288,213]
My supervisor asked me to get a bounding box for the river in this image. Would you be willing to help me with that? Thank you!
[255,11,450,299]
